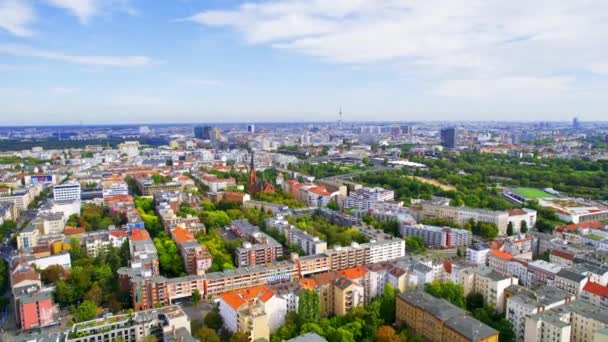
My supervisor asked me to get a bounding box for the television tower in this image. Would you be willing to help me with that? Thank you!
[338,107,343,129]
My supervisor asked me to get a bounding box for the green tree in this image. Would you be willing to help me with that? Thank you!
[404,236,426,254]
[424,280,465,308]
[204,308,224,331]
[194,328,220,342]
[41,264,64,284]
[298,290,320,324]
[379,284,396,324]
[192,288,201,306]
[466,292,485,311]
[326,200,340,211]
[72,300,98,322]
[520,220,528,234]
[506,221,514,236]
[229,332,250,342]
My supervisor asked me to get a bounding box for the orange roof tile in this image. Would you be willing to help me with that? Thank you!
[219,285,275,310]
[130,229,151,241]
[583,281,608,298]
[64,226,85,235]
[171,227,195,244]
[299,278,319,290]
[490,250,513,261]
[338,266,368,280]
[557,220,605,232]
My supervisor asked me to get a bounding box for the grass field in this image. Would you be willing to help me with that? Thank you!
[513,187,557,199]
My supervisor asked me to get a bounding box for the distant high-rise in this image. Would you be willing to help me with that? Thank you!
[247,124,255,134]
[572,117,580,130]
[440,128,458,148]
[194,126,212,140]
[194,126,204,139]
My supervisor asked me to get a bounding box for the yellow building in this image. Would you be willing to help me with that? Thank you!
[396,291,499,342]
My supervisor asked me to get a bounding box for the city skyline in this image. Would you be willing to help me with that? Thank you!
[1,0,608,124]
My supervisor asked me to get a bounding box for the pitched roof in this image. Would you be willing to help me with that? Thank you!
[583,281,608,298]
[171,226,195,244]
[130,228,151,241]
[551,249,575,261]
[219,285,275,310]
[64,226,85,235]
[299,278,319,290]
[557,220,605,232]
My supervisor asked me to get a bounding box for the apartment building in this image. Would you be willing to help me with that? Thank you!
[83,230,128,257]
[299,270,365,317]
[554,268,589,296]
[505,285,574,342]
[527,260,563,288]
[219,285,286,339]
[17,224,40,250]
[550,249,577,266]
[0,185,42,212]
[63,305,193,342]
[415,203,512,235]
[53,182,81,201]
[460,266,518,313]
[488,250,513,275]
[467,244,491,265]
[204,261,299,298]
[198,173,236,192]
[396,291,499,342]
[170,227,212,275]
[507,208,538,234]
[33,212,65,235]
[288,228,327,255]
[525,300,608,342]
[231,220,283,267]
[136,178,181,196]
[345,187,394,210]
[400,224,471,248]
[580,281,608,309]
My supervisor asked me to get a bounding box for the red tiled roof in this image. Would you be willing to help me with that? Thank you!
[64,226,85,235]
[509,209,527,216]
[490,250,513,261]
[299,278,319,290]
[130,229,151,241]
[109,230,128,238]
[308,186,331,196]
[583,281,608,298]
[551,249,575,260]
[338,266,368,280]
[219,285,275,310]
[557,220,605,233]
[171,227,195,244]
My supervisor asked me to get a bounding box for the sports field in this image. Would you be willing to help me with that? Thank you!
[512,187,556,199]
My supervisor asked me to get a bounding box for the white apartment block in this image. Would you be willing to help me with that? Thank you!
[345,187,394,210]
[53,183,81,201]
[460,266,518,313]
[466,244,491,265]
[506,285,574,342]
[525,300,608,342]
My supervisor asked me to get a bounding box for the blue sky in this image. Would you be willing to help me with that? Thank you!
[1,0,607,125]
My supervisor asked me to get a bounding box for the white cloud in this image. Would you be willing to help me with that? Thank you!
[43,0,136,25]
[188,0,608,83]
[0,0,36,36]
[434,77,571,99]
[46,0,97,24]
[0,43,152,67]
